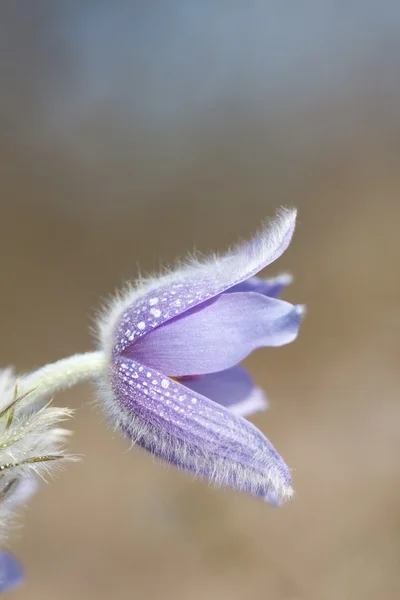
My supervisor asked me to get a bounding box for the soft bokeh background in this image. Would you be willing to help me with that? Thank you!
[1,2,400,599]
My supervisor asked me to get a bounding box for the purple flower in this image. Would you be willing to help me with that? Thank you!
[98,208,304,504]
[0,552,23,593]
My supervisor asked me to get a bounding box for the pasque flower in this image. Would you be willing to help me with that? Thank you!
[97,208,304,504]
[0,207,305,591]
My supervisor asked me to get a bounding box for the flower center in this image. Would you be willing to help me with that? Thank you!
[170,375,201,383]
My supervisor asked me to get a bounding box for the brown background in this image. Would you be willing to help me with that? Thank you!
[1,3,400,599]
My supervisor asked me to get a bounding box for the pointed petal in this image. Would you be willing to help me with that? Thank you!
[111,208,297,355]
[0,552,23,593]
[181,366,268,417]
[127,292,304,377]
[106,357,293,503]
[227,273,293,298]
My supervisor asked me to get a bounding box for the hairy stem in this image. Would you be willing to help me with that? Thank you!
[16,351,106,406]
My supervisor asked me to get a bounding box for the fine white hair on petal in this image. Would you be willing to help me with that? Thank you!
[96,208,297,357]
[0,368,74,543]
[95,372,293,504]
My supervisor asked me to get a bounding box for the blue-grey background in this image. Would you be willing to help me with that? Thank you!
[1,2,400,599]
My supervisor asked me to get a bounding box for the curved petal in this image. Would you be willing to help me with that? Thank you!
[112,208,297,355]
[0,552,23,593]
[181,366,268,417]
[126,292,304,377]
[105,356,293,503]
[227,273,293,298]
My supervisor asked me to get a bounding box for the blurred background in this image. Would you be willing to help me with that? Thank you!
[1,2,400,598]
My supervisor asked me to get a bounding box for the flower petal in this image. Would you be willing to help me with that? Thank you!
[173,366,268,418]
[110,208,297,356]
[105,357,293,503]
[227,273,293,298]
[126,292,304,376]
[0,552,23,593]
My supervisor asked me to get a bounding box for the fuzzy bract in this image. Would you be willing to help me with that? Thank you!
[98,208,304,504]
[0,367,73,554]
